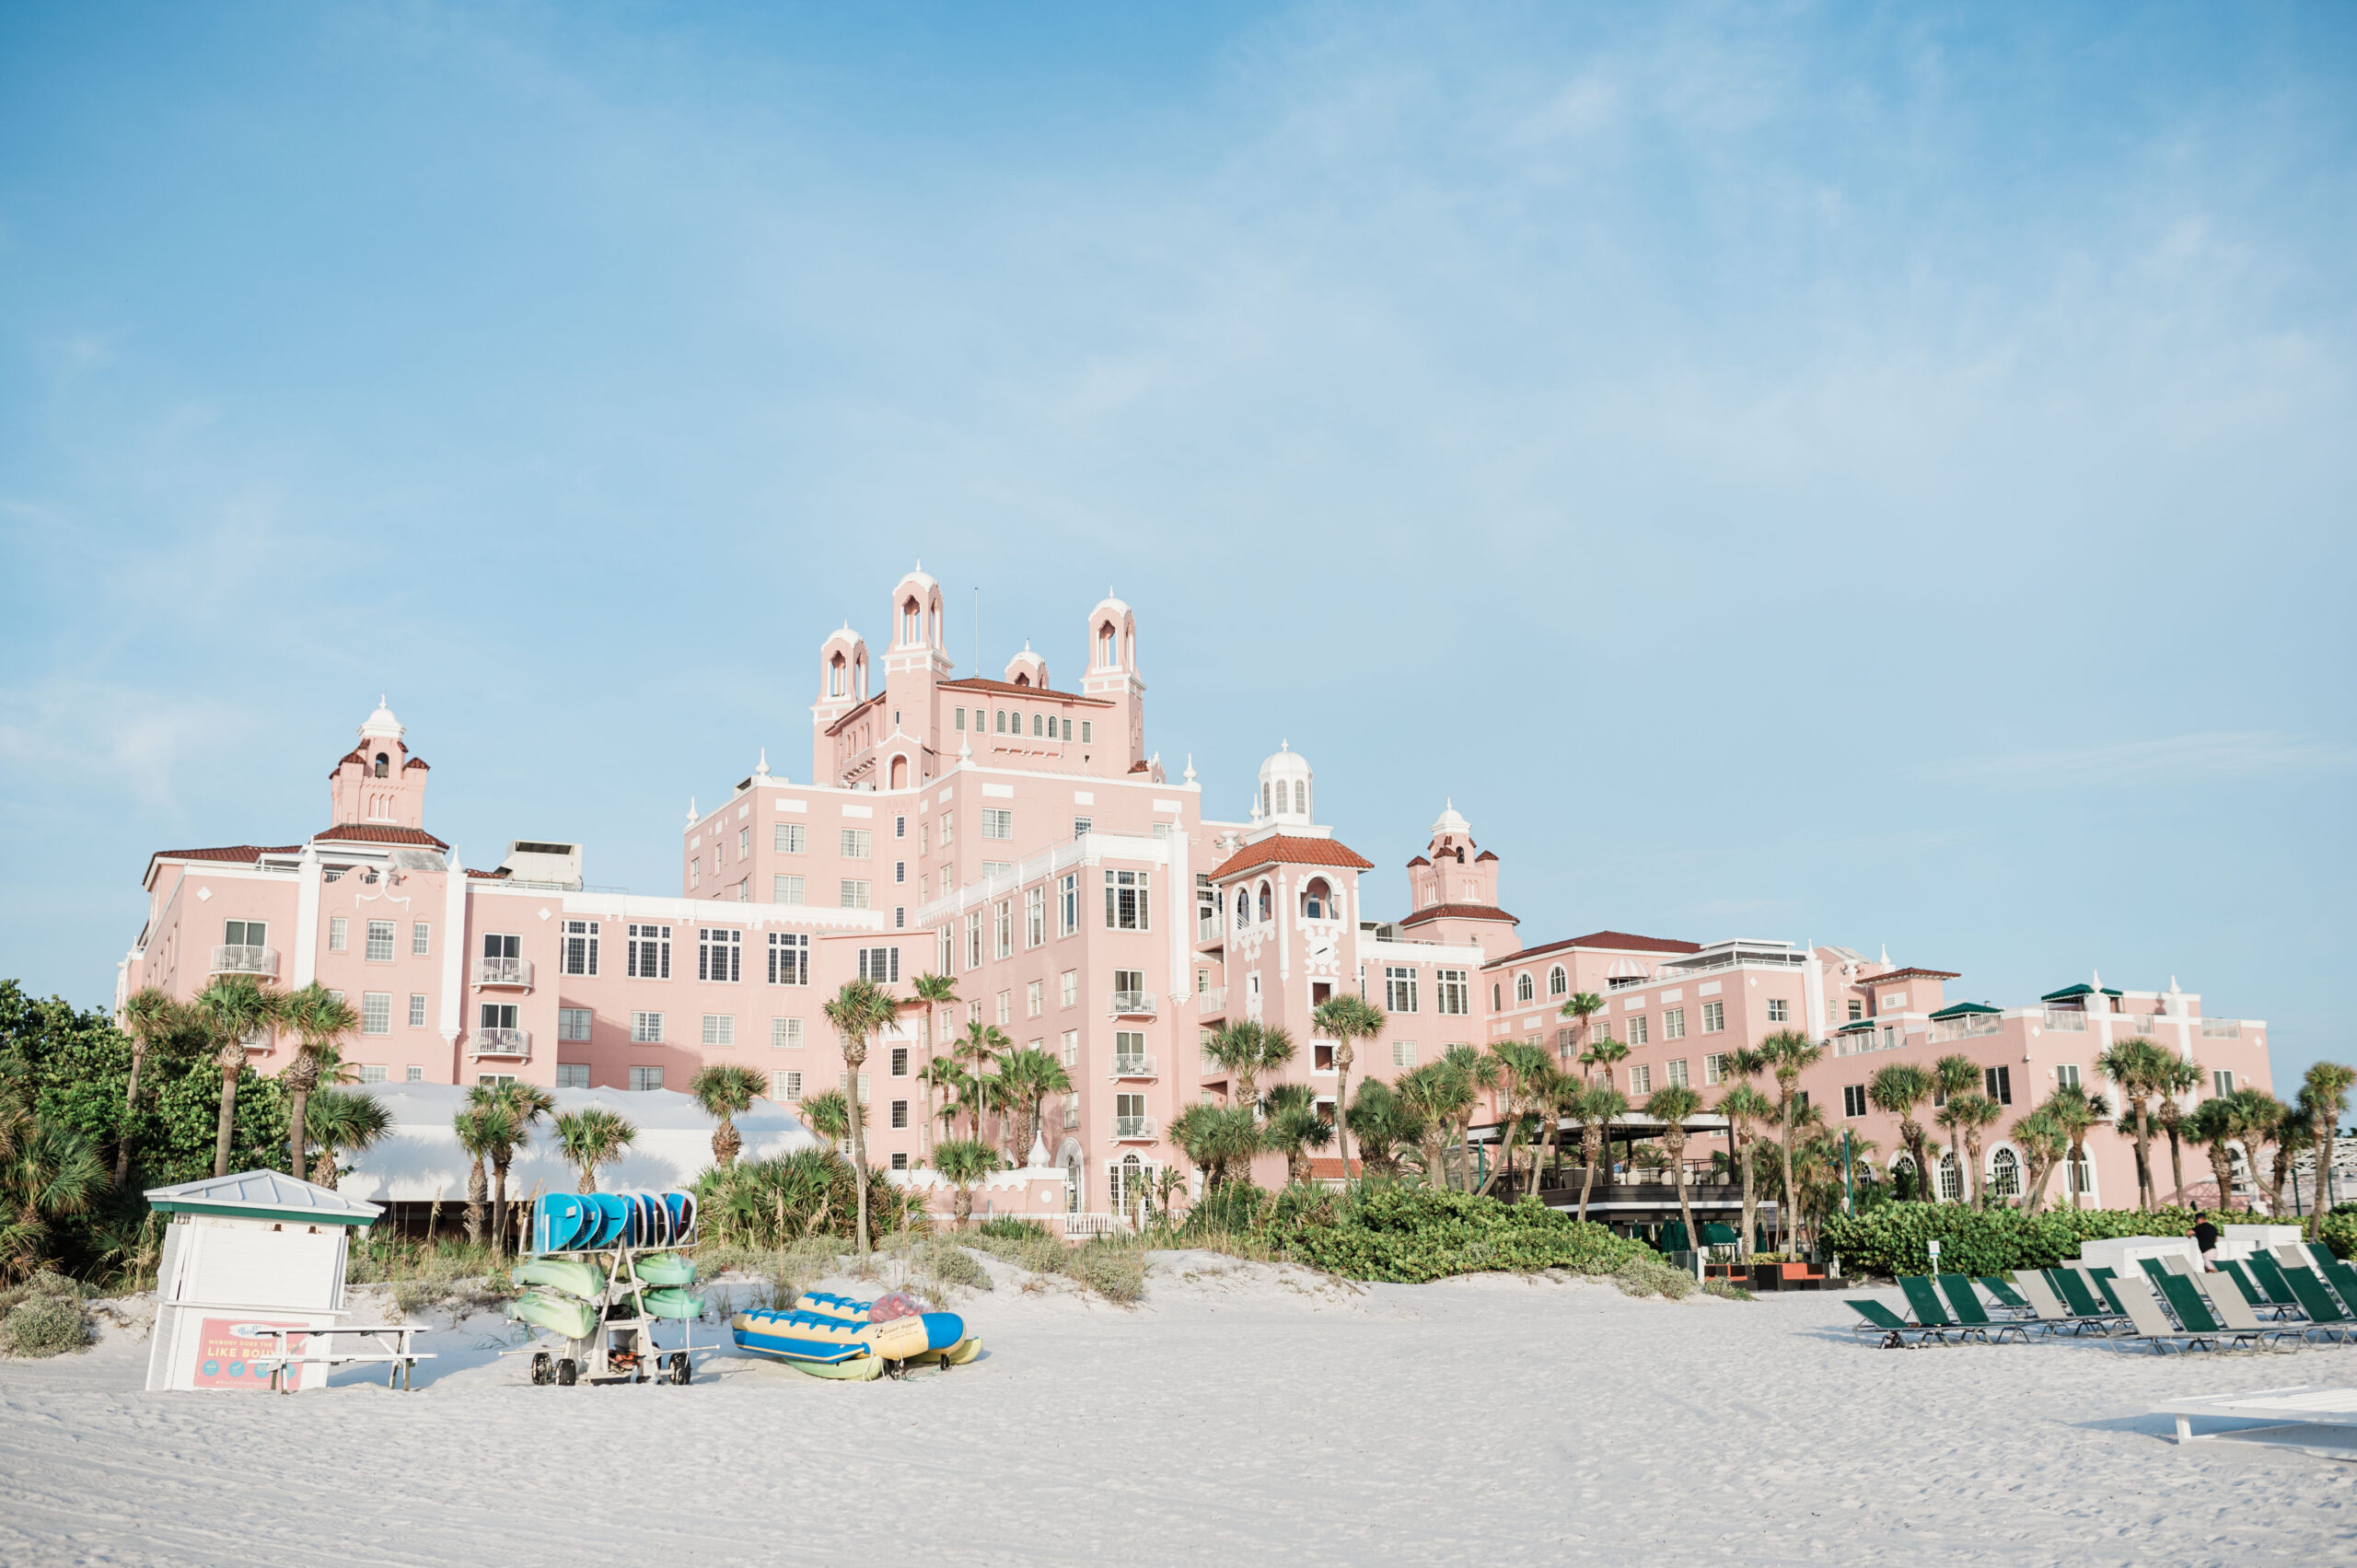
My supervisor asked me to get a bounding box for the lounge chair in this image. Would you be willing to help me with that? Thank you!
[2216,1260,2294,1319]
[1844,1299,1947,1347]
[2267,1264,2357,1344]
[2046,1268,2131,1332]
[2199,1270,2310,1351]
[2136,1255,2174,1288]
[2014,1271,2101,1336]
[1898,1276,1975,1342]
[2079,1266,2131,1318]
[2301,1243,2341,1273]
[2315,1258,2357,1317]
[1936,1274,2029,1342]
[2110,1274,2230,1353]
[1975,1274,2034,1316]
[2154,1272,2295,1353]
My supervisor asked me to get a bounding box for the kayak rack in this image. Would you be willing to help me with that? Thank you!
[505,1237,702,1388]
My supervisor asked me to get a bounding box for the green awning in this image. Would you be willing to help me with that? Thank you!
[1836,1018,1876,1033]
[2040,982,2122,1003]
[1930,1001,2001,1020]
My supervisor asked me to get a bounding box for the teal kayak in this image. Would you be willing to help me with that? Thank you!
[514,1257,606,1299]
[514,1291,598,1341]
[635,1252,696,1287]
[642,1287,704,1319]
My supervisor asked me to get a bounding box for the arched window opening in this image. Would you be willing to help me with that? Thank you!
[1515,973,1534,1004]
[1293,780,1306,815]
[1891,1154,1918,1201]
[1234,888,1248,927]
[1258,882,1272,923]
[373,752,389,778]
[1014,672,1029,687]
[901,598,919,644]
[1937,1151,1963,1202]
[889,755,908,789]
[1260,783,1271,817]
[1549,966,1568,997]
[829,653,846,697]
[1302,878,1331,920]
[1990,1147,2021,1200]
[1098,624,1115,667]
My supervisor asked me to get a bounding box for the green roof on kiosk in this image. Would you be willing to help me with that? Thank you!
[144,1169,383,1226]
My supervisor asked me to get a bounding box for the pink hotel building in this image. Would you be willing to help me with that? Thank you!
[122,570,2274,1217]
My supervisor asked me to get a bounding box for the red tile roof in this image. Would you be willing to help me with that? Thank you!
[938,677,1113,707]
[1490,929,1701,968]
[1404,854,1431,867]
[1474,850,1499,863]
[465,866,513,880]
[1397,902,1519,928]
[1306,1156,1367,1181]
[151,843,302,865]
[313,823,450,850]
[1207,834,1376,880]
[821,693,885,738]
[404,756,429,771]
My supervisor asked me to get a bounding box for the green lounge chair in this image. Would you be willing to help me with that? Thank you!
[1935,1275,2028,1342]
[1844,1299,1945,1346]
[2313,1257,2357,1317]
[2014,1272,2096,1336]
[2304,1242,2340,1273]
[2154,1273,2292,1353]
[2196,1271,2306,1351]
[2269,1265,2357,1344]
[1898,1276,1964,1337]
[2215,1260,2291,1318]
[1974,1275,2033,1316]
[2136,1255,2173,1287]
[2247,1251,2314,1318]
[2082,1266,2131,1317]
[2044,1268,2131,1331]
[2108,1274,2225,1354]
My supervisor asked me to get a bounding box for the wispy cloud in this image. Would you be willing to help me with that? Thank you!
[1911,732,2357,792]
[0,680,259,814]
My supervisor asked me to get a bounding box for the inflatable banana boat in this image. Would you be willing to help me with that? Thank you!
[730,1307,981,1378]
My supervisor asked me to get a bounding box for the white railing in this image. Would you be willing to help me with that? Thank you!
[1110,991,1156,1016]
[1111,1054,1157,1079]
[1657,948,1810,980]
[2126,1015,2156,1036]
[470,1028,531,1058]
[475,957,533,987]
[1197,915,1221,944]
[1930,1017,2003,1043]
[1833,1028,1903,1058]
[210,945,279,977]
[1112,1116,1157,1141]
[2200,1019,2241,1039]
[1197,987,1225,1014]
[2043,1009,2088,1032]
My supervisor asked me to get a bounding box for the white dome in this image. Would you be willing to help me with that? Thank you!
[1431,798,1471,838]
[895,563,939,597]
[1091,589,1132,621]
[1260,741,1313,782]
[359,695,404,741]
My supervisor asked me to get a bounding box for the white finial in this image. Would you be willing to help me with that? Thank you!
[2168,974,2181,993]
[686,796,698,826]
[914,557,922,572]
[1183,754,1197,784]
[2092,968,2102,990]
[756,748,771,779]
[379,692,387,708]
[1281,738,1289,752]
[1879,944,1889,965]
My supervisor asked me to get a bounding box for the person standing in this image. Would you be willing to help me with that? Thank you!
[2190,1209,2221,1272]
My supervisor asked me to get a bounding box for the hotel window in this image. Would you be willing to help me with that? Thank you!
[362,993,391,1034]
[773,1069,803,1101]
[1061,970,1078,1007]
[224,918,268,950]
[1704,1052,1726,1086]
[1062,1029,1079,1065]
[768,931,808,985]
[1666,1059,1688,1088]
[2212,1069,2235,1098]
[556,1064,590,1089]
[698,927,741,981]
[920,823,930,855]
[563,920,600,976]
[1767,998,1788,1022]
[1842,1085,1867,1118]
[895,814,907,839]
[841,879,872,910]
[890,1047,909,1076]
[1557,1028,1576,1054]
[628,923,671,978]
[702,1015,736,1047]
[406,1064,424,1083]
[357,1064,387,1085]
[1663,1008,1686,1040]
[1594,1020,1611,1042]
[409,993,429,1028]
[631,1012,664,1043]
[995,991,1012,1025]
[1848,999,1864,1021]
[559,1007,593,1041]
[1080,721,1093,743]
[1026,886,1046,947]
[411,921,431,956]
[363,920,394,962]
[982,861,1012,879]
[993,709,1005,734]
[737,828,750,860]
[894,861,906,885]
[1105,870,1151,931]
[891,1100,910,1131]
[842,829,872,859]
[839,1072,872,1104]
[1027,981,1044,1018]
[1392,1040,1417,1068]
[630,1066,664,1092]
[1385,967,1420,1013]
[1492,984,1502,1011]
[1434,970,1469,1016]
[857,946,901,983]
[994,900,1014,959]
[774,822,805,854]
[1059,873,1078,935]
[1629,1063,1652,1095]
[690,861,701,889]
[772,1017,803,1050]
[1549,966,1568,997]
[982,808,1013,840]
[1629,1016,1649,1045]
[1984,1065,2013,1105]
[1515,972,1534,1004]
[954,707,967,731]
[941,811,955,845]
[774,875,806,905]
[964,912,983,969]
[1074,816,1094,838]
[1701,1002,1724,1033]
[2056,1063,2081,1090]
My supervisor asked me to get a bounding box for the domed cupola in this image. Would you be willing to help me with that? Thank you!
[1255,741,1314,826]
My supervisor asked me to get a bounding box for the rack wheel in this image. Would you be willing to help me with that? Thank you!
[668,1352,691,1386]
[555,1358,578,1387]
[531,1353,553,1387]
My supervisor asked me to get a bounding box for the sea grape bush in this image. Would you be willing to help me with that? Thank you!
[1261,1188,1650,1283]
[1817,1203,2210,1277]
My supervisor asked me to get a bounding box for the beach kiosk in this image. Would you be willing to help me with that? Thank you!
[144,1170,386,1393]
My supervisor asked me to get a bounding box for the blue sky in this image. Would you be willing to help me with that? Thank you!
[3,3,2351,1087]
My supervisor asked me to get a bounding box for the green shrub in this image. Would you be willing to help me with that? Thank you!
[972,1216,1051,1241]
[1817,1203,2210,1277]
[963,1228,1069,1276]
[1067,1242,1146,1304]
[1702,1278,1755,1301]
[917,1238,993,1293]
[1185,1180,1271,1236]
[1612,1259,1698,1299]
[2321,1211,2357,1262]
[0,1274,91,1357]
[1260,1188,1650,1283]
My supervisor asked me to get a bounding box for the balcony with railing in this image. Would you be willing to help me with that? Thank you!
[1111,1053,1157,1079]
[1196,986,1225,1016]
[470,1028,532,1059]
[2200,1018,2242,1039]
[2042,1008,2089,1032]
[1197,914,1222,945]
[210,945,279,978]
[1110,991,1156,1017]
[475,957,534,988]
[1929,1016,2005,1044]
[1112,1115,1157,1141]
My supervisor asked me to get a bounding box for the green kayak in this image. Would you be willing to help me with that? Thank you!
[514,1291,598,1341]
[641,1287,704,1320]
[514,1257,607,1300]
[634,1252,697,1287]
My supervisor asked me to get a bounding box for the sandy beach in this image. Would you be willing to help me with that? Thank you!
[1,1252,2351,1566]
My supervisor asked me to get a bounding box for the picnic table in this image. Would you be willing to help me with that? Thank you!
[247,1323,435,1392]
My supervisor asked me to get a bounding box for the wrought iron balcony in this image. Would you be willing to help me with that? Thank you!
[470,1028,531,1059]
[475,957,534,988]
[1110,990,1156,1017]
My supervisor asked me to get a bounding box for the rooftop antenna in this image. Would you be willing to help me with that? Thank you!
[973,586,979,677]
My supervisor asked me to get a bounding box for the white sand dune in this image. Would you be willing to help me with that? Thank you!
[2,1254,2351,1566]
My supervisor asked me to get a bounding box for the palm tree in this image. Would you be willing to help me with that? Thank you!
[1941,1092,2003,1210]
[2096,1038,2170,1209]
[1559,991,1607,1051]
[1567,1085,1628,1224]
[2010,1108,2069,1215]
[2153,1053,2204,1204]
[1866,1063,1935,1200]
[2183,1097,2246,1213]
[949,1019,1012,1140]
[1929,1053,1982,1202]
[2042,1086,2111,1211]
[1578,1037,1630,1096]
[993,1048,1074,1162]
[305,1088,390,1189]
[472,1081,554,1255]
[1759,1029,1828,1248]
[192,975,286,1178]
[114,987,180,1185]
[1202,1021,1296,1110]
[1480,1041,1553,1197]
[2299,1061,2356,1236]
[1394,1062,1471,1191]
[689,1063,766,1169]
[1312,993,1387,1186]
[822,977,900,1258]
[1715,1082,1774,1255]
[1442,1044,1503,1191]
[910,972,961,1153]
[2226,1089,2291,1215]
[0,1092,109,1283]
[919,1056,973,1144]
[552,1106,636,1195]
[1643,1085,1705,1256]
[800,1089,854,1152]
[279,983,359,1182]
[928,1138,1001,1228]
[451,1102,511,1246]
[1345,1077,1422,1181]
[1167,1102,1262,1191]
[1260,1084,1335,1185]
